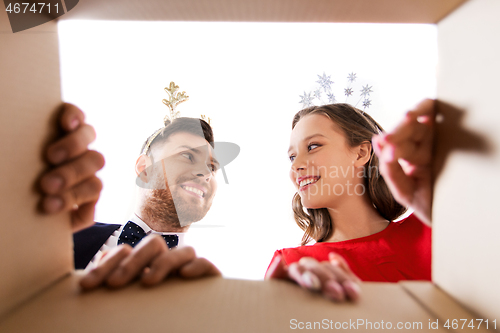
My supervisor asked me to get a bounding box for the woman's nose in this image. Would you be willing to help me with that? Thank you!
[291,154,306,172]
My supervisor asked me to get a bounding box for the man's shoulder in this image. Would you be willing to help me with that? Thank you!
[73,222,122,242]
[78,222,121,233]
[73,222,122,269]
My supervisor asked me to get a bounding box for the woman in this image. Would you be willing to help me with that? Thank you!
[266,100,435,302]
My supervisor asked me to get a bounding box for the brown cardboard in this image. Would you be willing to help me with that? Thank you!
[61,0,468,23]
[1,0,499,331]
[0,9,72,319]
[0,273,449,332]
[401,281,493,333]
[435,0,500,324]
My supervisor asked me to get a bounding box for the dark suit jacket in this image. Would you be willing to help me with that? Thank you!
[73,222,121,269]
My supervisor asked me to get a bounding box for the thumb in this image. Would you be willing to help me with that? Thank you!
[377,143,414,207]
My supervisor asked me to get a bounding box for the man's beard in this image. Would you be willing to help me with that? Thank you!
[141,185,209,230]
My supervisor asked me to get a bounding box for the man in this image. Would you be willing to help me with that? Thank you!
[73,116,219,270]
[40,104,220,290]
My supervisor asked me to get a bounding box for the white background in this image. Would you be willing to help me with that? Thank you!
[58,21,436,279]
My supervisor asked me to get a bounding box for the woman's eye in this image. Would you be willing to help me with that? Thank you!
[289,155,296,162]
[308,144,320,151]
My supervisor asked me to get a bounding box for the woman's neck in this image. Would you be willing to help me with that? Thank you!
[324,194,389,242]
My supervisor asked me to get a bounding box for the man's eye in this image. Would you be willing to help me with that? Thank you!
[181,153,193,161]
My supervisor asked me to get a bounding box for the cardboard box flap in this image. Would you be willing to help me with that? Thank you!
[435,0,500,323]
[401,281,494,333]
[0,274,450,332]
[0,9,72,319]
[61,0,468,23]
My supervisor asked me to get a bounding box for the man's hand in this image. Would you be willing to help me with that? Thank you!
[80,235,221,290]
[265,253,361,302]
[39,103,105,232]
[372,99,435,226]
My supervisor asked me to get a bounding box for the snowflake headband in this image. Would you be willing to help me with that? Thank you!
[299,72,373,111]
[141,81,212,155]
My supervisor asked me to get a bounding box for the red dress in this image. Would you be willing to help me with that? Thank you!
[266,214,431,282]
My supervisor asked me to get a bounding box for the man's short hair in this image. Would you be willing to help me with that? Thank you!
[140,117,214,161]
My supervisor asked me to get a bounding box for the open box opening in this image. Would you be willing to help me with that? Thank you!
[0,0,499,331]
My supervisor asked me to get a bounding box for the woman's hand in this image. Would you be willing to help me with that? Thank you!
[39,103,105,232]
[372,99,435,226]
[80,235,221,290]
[266,252,361,302]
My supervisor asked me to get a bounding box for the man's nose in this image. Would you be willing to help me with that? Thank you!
[193,162,213,181]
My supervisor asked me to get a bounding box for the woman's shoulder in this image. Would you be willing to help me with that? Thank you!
[274,243,344,265]
[386,213,432,250]
[275,245,311,257]
[273,214,430,264]
[392,213,431,232]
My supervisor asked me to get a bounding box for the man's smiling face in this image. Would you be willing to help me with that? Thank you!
[146,132,219,228]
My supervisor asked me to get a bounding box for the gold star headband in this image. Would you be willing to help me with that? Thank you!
[141,82,212,155]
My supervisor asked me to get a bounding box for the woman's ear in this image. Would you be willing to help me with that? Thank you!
[354,141,372,167]
[135,154,152,182]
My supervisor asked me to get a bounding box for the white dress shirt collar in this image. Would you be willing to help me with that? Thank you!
[129,214,185,246]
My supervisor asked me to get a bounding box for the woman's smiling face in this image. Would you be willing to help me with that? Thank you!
[288,113,361,209]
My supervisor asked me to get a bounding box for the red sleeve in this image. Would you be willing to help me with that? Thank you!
[264,249,285,279]
[389,213,432,281]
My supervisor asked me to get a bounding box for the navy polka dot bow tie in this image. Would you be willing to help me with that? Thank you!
[118,221,179,248]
